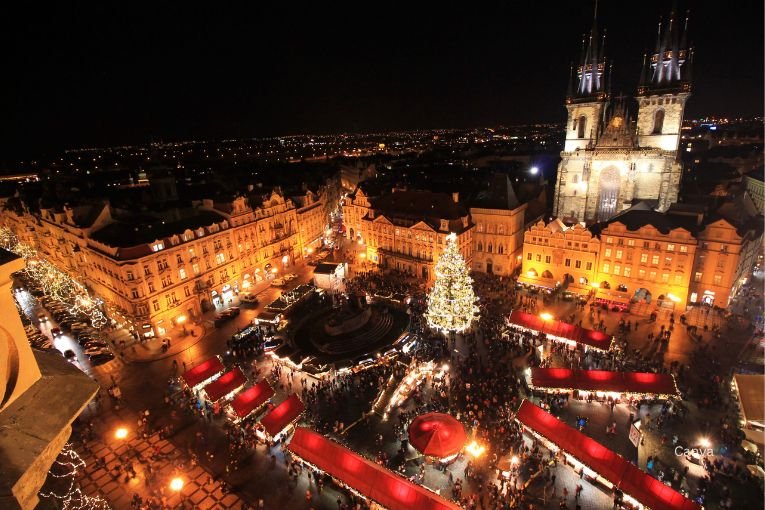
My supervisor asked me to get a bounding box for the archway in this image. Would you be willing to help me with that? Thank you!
[349,228,355,240]
[486,259,493,274]
[542,270,553,279]
[201,298,212,312]
[596,167,621,222]
[633,288,652,303]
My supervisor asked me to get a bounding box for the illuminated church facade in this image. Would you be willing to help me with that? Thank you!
[553,7,693,224]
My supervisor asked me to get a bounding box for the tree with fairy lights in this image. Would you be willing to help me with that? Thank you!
[425,232,479,333]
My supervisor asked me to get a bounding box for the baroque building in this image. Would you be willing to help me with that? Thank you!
[554,7,693,223]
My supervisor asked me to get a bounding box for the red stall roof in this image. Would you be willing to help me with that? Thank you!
[288,427,461,510]
[181,357,224,388]
[508,310,613,351]
[515,400,700,510]
[203,368,246,402]
[408,413,467,459]
[230,380,275,418]
[260,394,305,437]
[531,368,678,396]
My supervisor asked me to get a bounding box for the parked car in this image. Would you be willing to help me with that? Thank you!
[283,273,298,282]
[240,293,259,304]
[89,352,115,366]
[270,278,286,287]
[38,315,49,323]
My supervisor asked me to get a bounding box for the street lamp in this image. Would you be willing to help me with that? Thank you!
[177,315,188,336]
[529,166,539,175]
[115,427,128,440]
[169,477,184,492]
[466,440,486,458]
[539,312,553,322]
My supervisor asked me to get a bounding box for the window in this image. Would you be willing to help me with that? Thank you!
[713,274,723,286]
[192,263,200,275]
[651,255,659,265]
[679,245,688,253]
[638,269,646,279]
[666,244,675,252]
[487,244,493,253]
[604,248,612,257]
[643,241,650,249]
[575,260,581,269]
[527,253,532,261]
[586,262,592,270]
[603,263,610,273]
[624,267,631,277]
[720,244,728,253]
[640,254,648,263]
[536,254,541,262]
[152,242,164,252]
[665,256,673,265]
[126,270,134,281]
[652,109,665,134]
[478,242,483,252]
[165,294,173,306]
[694,272,702,282]
[577,115,587,138]
[152,299,160,312]
[565,258,571,267]
[627,239,635,247]
[184,286,191,297]
[130,288,139,298]
[661,273,669,283]
[498,245,504,255]
[649,271,657,280]
[148,281,155,293]
[545,255,551,264]
[216,252,226,265]
[674,274,683,284]
[144,265,151,276]
[616,250,623,259]
[179,268,187,280]
[176,254,183,264]
[613,265,621,276]
[606,237,613,244]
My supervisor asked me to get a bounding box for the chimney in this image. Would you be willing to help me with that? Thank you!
[452,192,459,203]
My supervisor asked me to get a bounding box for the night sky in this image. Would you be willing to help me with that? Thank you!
[3,2,762,161]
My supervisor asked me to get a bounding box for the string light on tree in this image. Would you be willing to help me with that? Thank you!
[425,232,479,333]
[38,444,111,510]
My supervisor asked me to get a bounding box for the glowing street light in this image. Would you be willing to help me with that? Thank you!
[466,440,486,458]
[529,166,539,175]
[539,312,553,322]
[177,315,188,335]
[115,427,128,440]
[169,477,184,492]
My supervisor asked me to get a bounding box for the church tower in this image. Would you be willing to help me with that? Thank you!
[563,11,610,152]
[636,9,693,152]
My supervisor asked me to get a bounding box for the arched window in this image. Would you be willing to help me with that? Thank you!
[652,110,664,134]
[498,244,504,255]
[487,243,493,253]
[572,174,579,184]
[477,242,483,252]
[577,115,587,138]
[542,270,553,279]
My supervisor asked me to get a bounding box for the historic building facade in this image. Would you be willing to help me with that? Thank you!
[554,8,692,223]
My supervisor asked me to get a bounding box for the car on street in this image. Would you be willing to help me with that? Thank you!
[262,338,283,352]
[270,278,286,287]
[240,293,259,304]
[283,273,298,282]
[38,315,49,323]
[90,352,115,366]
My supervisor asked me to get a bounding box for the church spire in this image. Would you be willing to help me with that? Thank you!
[638,3,692,96]
[567,0,608,104]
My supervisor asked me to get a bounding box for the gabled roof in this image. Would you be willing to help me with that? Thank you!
[370,191,467,220]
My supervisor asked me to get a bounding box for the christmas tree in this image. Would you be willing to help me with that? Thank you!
[425,233,479,333]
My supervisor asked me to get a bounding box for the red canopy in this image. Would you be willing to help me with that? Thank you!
[508,310,613,351]
[181,357,224,388]
[202,368,246,402]
[230,380,275,418]
[260,394,305,437]
[515,400,700,510]
[408,413,467,458]
[531,368,678,396]
[288,427,461,510]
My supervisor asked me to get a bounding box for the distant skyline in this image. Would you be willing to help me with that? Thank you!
[3,2,762,162]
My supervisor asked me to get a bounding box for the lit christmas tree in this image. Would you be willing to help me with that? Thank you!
[425,232,479,333]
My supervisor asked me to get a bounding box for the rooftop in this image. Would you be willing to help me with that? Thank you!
[90,209,227,248]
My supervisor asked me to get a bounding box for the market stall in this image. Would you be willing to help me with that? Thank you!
[507,310,613,351]
[732,373,765,430]
[529,368,679,399]
[202,368,246,403]
[408,412,467,462]
[515,400,699,510]
[287,427,461,510]
[227,380,275,423]
[181,356,224,390]
[258,394,305,441]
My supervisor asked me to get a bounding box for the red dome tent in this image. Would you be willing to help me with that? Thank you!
[408,412,467,459]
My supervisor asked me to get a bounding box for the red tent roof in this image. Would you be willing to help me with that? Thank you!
[181,357,224,388]
[531,368,678,396]
[288,427,461,510]
[260,394,305,437]
[508,310,613,351]
[202,368,246,402]
[408,413,467,458]
[515,400,700,510]
[230,380,275,418]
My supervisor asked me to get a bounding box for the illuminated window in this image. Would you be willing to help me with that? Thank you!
[603,263,610,273]
[713,274,722,286]
[661,273,669,283]
[694,272,702,282]
[679,245,688,253]
[152,242,164,252]
[179,268,187,280]
[640,254,648,263]
[651,255,659,265]
[624,267,631,277]
[586,262,592,270]
[666,244,675,252]
[605,248,612,257]
[613,265,621,276]
[616,250,623,259]
[674,274,683,284]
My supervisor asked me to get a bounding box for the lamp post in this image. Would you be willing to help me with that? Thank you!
[177,315,188,336]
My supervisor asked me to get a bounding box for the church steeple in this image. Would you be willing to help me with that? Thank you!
[637,5,692,96]
[567,1,609,104]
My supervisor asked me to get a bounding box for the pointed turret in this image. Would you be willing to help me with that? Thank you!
[567,2,609,104]
[638,5,692,96]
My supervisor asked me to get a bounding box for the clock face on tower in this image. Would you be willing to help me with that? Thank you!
[610,115,624,128]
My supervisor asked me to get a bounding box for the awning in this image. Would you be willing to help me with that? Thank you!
[530,368,678,397]
[508,310,613,351]
[230,380,275,419]
[516,400,700,510]
[260,394,305,437]
[595,289,631,305]
[181,357,224,388]
[288,427,461,510]
[733,374,765,428]
[518,275,557,289]
[203,368,246,402]
[408,413,467,458]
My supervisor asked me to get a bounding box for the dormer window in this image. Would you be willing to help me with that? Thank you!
[152,241,164,252]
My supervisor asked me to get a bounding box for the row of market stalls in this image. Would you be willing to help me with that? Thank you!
[515,400,700,510]
[180,356,305,440]
[506,310,613,352]
[288,427,461,510]
[528,367,679,400]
